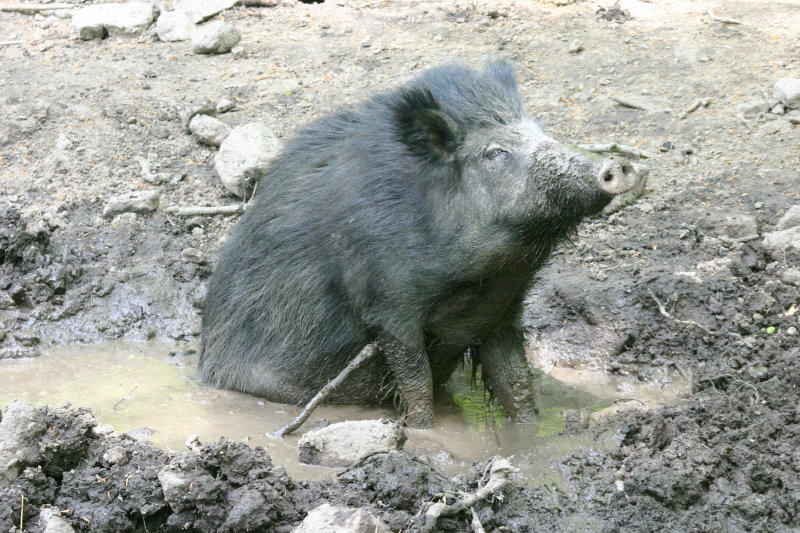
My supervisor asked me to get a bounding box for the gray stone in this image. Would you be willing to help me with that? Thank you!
[787,111,800,124]
[176,0,237,23]
[770,103,785,115]
[71,2,154,40]
[762,226,800,257]
[189,114,231,147]
[191,21,240,55]
[155,9,194,42]
[39,507,76,533]
[776,205,800,231]
[102,445,129,465]
[714,213,758,240]
[158,466,191,512]
[214,122,281,198]
[774,77,800,110]
[736,100,770,116]
[293,504,390,533]
[216,98,235,113]
[103,190,160,218]
[567,40,584,53]
[298,419,405,468]
[781,267,800,286]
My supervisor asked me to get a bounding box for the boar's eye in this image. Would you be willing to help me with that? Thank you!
[484,147,509,160]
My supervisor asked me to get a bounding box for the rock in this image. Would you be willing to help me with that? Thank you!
[713,213,758,240]
[781,267,800,286]
[770,103,785,115]
[602,163,649,214]
[567,40,584,53]
[189,114,231,147]
[158,466,192,512]
[214,122,281,198]
[191,21,241,55]
[216,98,235,113]
[762,226,800,257]
[736,101,770,116]
[155,9,194,41]
[773,78,800,110]
[39,507,76,533]
[293,504,390,533]
[71,2,155,40]
[180,247,205,263]
[102,190,160,218]
[298,419,406,467]
[13,328,40,347]
[776,205,800,231]
[787,111,800,124]
[102,445,129,465]
[176,0,238,23]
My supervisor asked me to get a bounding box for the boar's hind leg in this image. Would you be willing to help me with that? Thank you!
[378,333,435,428]
[477,322,539,424]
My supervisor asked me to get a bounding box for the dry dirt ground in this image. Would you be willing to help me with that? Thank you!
[1,0,800,531]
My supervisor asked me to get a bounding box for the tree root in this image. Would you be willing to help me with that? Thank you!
[417,457,518,532]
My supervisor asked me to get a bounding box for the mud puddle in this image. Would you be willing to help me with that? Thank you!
[0,341,687,482]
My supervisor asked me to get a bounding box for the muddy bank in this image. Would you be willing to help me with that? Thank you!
[0,401,569,532]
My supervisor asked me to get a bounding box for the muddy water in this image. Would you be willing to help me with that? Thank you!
[0,341,686,482]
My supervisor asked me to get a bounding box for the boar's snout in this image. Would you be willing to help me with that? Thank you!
[596,158,636,196]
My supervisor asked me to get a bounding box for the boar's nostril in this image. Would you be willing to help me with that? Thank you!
[597,158,636,195]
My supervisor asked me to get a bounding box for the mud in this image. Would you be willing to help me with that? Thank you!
[2,0,800,530]
[0,341,685,482]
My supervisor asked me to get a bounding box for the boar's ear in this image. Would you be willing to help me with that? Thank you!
[394,87,463,160]
[484,58,519,93]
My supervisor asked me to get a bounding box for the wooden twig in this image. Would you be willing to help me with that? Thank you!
[0,40,25,46]
[165,204,245,216]
[679,97,711,119]
[577,142,656,159]
[0,3,74,13]
[269,343,380,438]
[418,457,518,532]
[611,96,650,111]
[647,289,753,347]
[112,384,139,411]
[19,494,24,532]
[706,10,742,25]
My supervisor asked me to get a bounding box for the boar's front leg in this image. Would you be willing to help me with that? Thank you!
[477,321,539,424]
[378,333,435,428]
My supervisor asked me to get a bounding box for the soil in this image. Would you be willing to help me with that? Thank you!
[1,0,799,531]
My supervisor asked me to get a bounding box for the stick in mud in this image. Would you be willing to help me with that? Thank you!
[706,10,742,24]
[418,457,518,532]
[577,142,656,159]
[269,343,380,438]
[165,205,245,216]
[112,384,139,411]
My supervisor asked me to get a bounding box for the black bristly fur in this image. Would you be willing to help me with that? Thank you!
[199,60,614,418]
